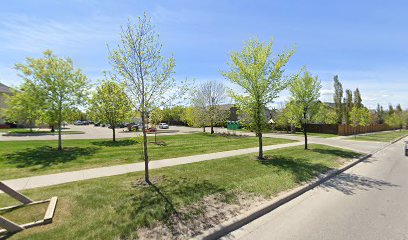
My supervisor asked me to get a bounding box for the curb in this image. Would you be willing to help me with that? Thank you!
[194,137,407,240]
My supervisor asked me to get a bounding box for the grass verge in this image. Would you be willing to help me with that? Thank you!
[348,130,408,142]
[0,144,361,240]
[0,202,48,225]
[0,133,295,180]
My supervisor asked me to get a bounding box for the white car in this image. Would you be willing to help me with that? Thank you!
[158,123,169,129]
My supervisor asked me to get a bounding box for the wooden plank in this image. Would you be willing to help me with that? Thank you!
[0,216,24,233]
[0,182,32,204]
[44,197,58,223]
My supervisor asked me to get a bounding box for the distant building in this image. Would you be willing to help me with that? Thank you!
[0,82,12,125]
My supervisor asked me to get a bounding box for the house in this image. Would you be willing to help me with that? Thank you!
[0,82,12,126]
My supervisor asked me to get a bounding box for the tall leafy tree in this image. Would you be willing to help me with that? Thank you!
[376,104,385,124]
[182,106,209,131]
[353,88,363,108]
[333,75,343,124]
[192,81,228,134]
[15,50,88,150]
[288,69,321,150]
[345,89,353,124]
[109,13,186,183]
[222,38,294,159]
[89,79,131,142]
[2,81,43,131]
[386,104,405,130]
[313,102,337,124]
[388,104,395,116]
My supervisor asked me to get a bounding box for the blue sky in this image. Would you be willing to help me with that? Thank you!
[0,0,407,109]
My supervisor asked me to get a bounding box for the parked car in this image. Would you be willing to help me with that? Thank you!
[158,123,169,129]
[94,122,101,126]
[145,127,157,133]
[74,120,84,125]
[405,142,408,156]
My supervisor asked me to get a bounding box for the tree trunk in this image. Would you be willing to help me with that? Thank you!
[155,130,157,144]
[258,132,263,159]
[141,112,149,183]
[203,126,206,132]
[304,111,308,150]
[112,126,116,142]
[58,107,62,151]
[211,120,214,134]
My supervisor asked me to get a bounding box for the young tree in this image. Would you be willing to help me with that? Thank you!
[333,75,343,124]
[2,81,43,132]
[15,50,89,150]
[109,13,186,183]
[89,79,131,142]
[149,108,164,143]
[288,70,322,150]
[192,81,228,134]
[350,106,371,136]
[222,38,294,159]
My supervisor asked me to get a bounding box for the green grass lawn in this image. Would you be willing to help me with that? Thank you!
[0,133,295,180]
[1,202,48,225]
[293,132,338,138]
[0,144,361,240]
[0,128,26,132]
[349,130,408,142]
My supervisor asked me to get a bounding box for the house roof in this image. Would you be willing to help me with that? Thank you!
[0,83,12,94]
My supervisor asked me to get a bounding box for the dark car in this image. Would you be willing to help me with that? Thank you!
[405,142,408,156]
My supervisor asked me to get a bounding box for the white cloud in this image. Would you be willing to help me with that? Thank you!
[0,13,117,53]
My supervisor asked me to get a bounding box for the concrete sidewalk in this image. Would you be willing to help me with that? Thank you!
[3,142,304,191]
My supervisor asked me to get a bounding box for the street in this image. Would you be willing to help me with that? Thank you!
[225,138,408,240]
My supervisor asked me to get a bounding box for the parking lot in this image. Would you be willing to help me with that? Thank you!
[0,125,204,141]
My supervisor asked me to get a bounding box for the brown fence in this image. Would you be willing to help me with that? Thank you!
[338,124,398,136]
[304,124,339,134]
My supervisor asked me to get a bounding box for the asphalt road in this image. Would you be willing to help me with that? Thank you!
[225,137,408,240]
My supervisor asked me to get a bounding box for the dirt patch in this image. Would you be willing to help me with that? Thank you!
[137,192,266,240]
[214,132,249,138]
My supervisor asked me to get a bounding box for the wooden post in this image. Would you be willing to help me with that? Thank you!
[0,182,32,204]
[0,216,24,233]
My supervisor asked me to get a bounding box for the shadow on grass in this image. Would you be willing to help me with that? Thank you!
[115,176,226,238]
[3,146,98,168]
[258,155,331,183]
[91,139,138,147]
[310,148,362,159]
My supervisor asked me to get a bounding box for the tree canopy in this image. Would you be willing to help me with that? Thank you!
[222,37,294,159]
